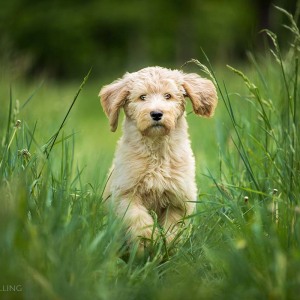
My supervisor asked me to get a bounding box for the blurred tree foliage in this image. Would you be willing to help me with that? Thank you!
[0,0,297,78]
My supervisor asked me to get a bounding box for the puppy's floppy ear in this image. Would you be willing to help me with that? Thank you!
[99,76,129,132]
[182,73,218,117]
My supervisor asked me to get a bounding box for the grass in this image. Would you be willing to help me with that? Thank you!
[1,7,300,300]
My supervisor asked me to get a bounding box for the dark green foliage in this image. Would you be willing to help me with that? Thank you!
[0,0,297,78]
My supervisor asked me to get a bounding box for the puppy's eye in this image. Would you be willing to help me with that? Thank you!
[139,95,147,101]
[164,93,171,100]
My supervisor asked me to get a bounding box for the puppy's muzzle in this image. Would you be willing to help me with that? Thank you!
[150,111,163,121]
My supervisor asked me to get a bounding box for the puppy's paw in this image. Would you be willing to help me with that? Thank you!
[129,225,159,256]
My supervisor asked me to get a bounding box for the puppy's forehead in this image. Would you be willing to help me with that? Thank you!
[128,67,183,94]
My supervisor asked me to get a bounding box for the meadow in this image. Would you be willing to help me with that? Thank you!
[0,8,300,300]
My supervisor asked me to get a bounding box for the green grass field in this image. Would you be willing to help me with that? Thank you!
[1,8,300,300]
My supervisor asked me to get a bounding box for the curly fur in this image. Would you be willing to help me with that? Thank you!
[99,66,217,249]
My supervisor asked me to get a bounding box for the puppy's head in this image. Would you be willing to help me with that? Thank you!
[99,67,217,136]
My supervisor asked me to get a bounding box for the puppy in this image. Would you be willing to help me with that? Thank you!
[99,66,217,250]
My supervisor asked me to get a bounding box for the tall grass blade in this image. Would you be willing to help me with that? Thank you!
[4,85,13,146]
[37,69,91,178]
[20,81,44,110]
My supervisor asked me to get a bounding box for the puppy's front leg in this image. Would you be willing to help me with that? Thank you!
[116,198,156,246]
[161,206,187,243]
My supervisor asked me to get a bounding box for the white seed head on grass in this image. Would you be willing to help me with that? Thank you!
[14,120,21,129]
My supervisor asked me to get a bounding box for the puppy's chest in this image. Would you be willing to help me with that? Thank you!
[136,157,184,209]
[141,160,173,191]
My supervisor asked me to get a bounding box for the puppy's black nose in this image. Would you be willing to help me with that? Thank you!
[150,111,163,121]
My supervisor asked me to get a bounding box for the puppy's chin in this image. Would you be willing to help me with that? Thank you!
[141,124,170,137]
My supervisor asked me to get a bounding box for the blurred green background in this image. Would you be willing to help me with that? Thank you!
[0,0,299,184]
[1,2,300,299]
[0,0,297,79]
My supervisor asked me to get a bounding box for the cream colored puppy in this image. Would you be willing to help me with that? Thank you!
[99,66,217,249]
